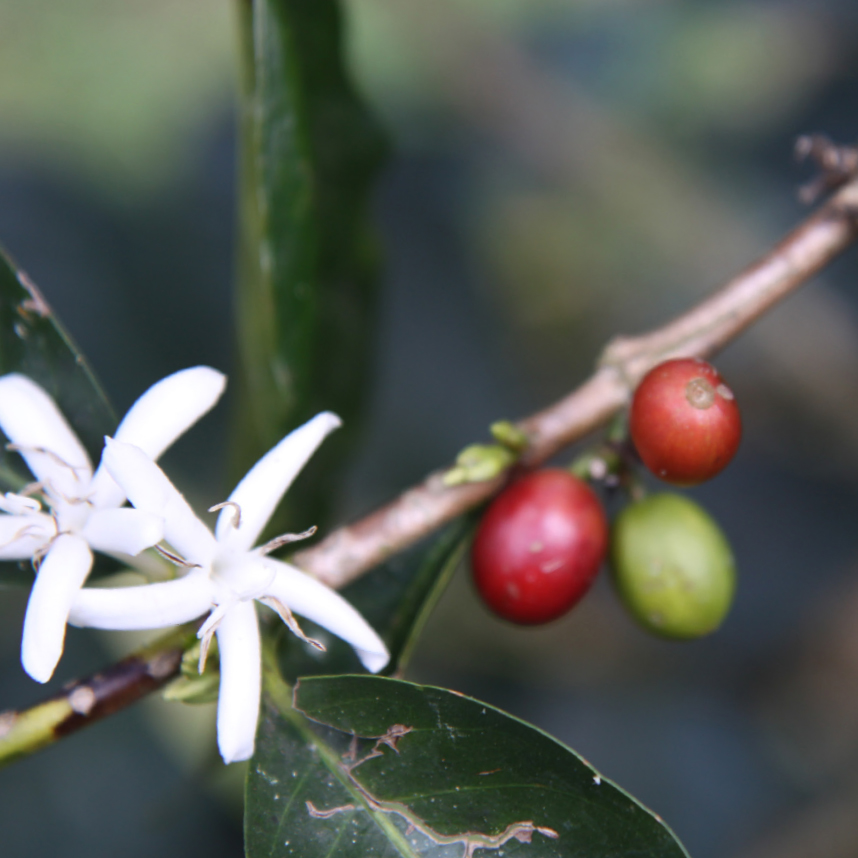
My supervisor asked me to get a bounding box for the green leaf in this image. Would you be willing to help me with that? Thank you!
[0,247,115,585]
[246,675,690,858]
[234,0,387,532]
[276,517,475,681]
[0,247,115,478]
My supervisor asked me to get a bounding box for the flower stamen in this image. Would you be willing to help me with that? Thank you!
[32,537,55,571]
[154,544,202,569]
[209,501,242,529]
[257,525,318,556]
[197,601,234,673]
[259,595,326,652]
[6,443,87,476]
[18,482,45,500]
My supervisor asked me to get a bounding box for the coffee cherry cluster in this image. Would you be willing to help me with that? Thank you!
[470,358,741,638]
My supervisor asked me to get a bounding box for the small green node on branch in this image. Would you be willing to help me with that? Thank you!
[162,639,221,705]
[569,449,620,482]
[442,444,517,486]
[489,420,529,452]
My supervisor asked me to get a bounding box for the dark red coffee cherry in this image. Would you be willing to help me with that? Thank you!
[471,469,609,624]
[630,358,741,486]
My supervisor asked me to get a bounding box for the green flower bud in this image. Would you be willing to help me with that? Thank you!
[611,493,735,638]
[162,671,221,705]
[443,444,516,486]
[162,639,220,705]
[489,420,529,452]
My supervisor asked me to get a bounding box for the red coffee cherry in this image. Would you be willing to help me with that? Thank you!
[471,469,609,624]
[630,358,741,486]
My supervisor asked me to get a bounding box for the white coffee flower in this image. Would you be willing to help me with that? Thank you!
[68,412,389,764]
[0,367,226,683]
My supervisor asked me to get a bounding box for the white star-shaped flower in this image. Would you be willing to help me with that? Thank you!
[68,412,389,764]
[0,367,226,683]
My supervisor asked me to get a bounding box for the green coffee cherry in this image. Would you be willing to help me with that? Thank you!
[611,493,735,638]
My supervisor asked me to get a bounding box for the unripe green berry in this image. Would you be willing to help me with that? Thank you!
[610,493,735,638]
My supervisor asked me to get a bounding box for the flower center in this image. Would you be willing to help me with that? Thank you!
[211,552,275,602]
[53,495,92,535]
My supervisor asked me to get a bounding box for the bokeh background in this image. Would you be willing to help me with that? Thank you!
[2,1,858,856]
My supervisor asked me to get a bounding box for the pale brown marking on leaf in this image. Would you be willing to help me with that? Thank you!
[377,723,411,753]
[310,720,559,856]
[16,271,51,318]
[306,800,356,819]
[344,732,359,763]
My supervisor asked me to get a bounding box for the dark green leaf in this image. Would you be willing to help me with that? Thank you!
[0,247,115,585]
[276,517,474,681]
[246,675,690,858]
[233,0,387,532]
[0,246,115,479]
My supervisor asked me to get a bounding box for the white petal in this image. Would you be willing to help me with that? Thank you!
[262,558,389,673]
[81,508,164,556]
[0,374,91,497]
[0,493,41,515]
[215,600,261,764]
[217,412,341,551]
[103,439,216,566]
[21,534,93,683]
[0,512,53,559]
[89,367,226,509]
[68,572,215,630]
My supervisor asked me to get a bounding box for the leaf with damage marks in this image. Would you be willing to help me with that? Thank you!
[246,675,690,858]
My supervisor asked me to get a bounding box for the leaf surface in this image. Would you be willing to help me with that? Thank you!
[0,247,114,477]
[246,675,691,858]
[234,0,386,531]
[0,248,115,584]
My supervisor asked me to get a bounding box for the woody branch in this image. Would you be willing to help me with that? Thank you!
[294,171,858,589]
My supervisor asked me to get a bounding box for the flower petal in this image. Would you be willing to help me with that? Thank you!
[0,512,53,559]
[90,367,226,509]
[217,412,342,551]
[0,493,41,515]
[21,534,93,682]
[81,508,164,556]
[0,374,91,497]
[68,572,214,630]
[262,558,389,673]
[214,599,261,764]
[103,439,216,566]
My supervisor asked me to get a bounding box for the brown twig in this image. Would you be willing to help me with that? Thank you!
[5,171,858,770]
[295,175,858,589]
[0,624,198,767]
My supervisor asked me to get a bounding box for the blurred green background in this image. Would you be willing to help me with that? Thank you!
[2,1,858,856]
